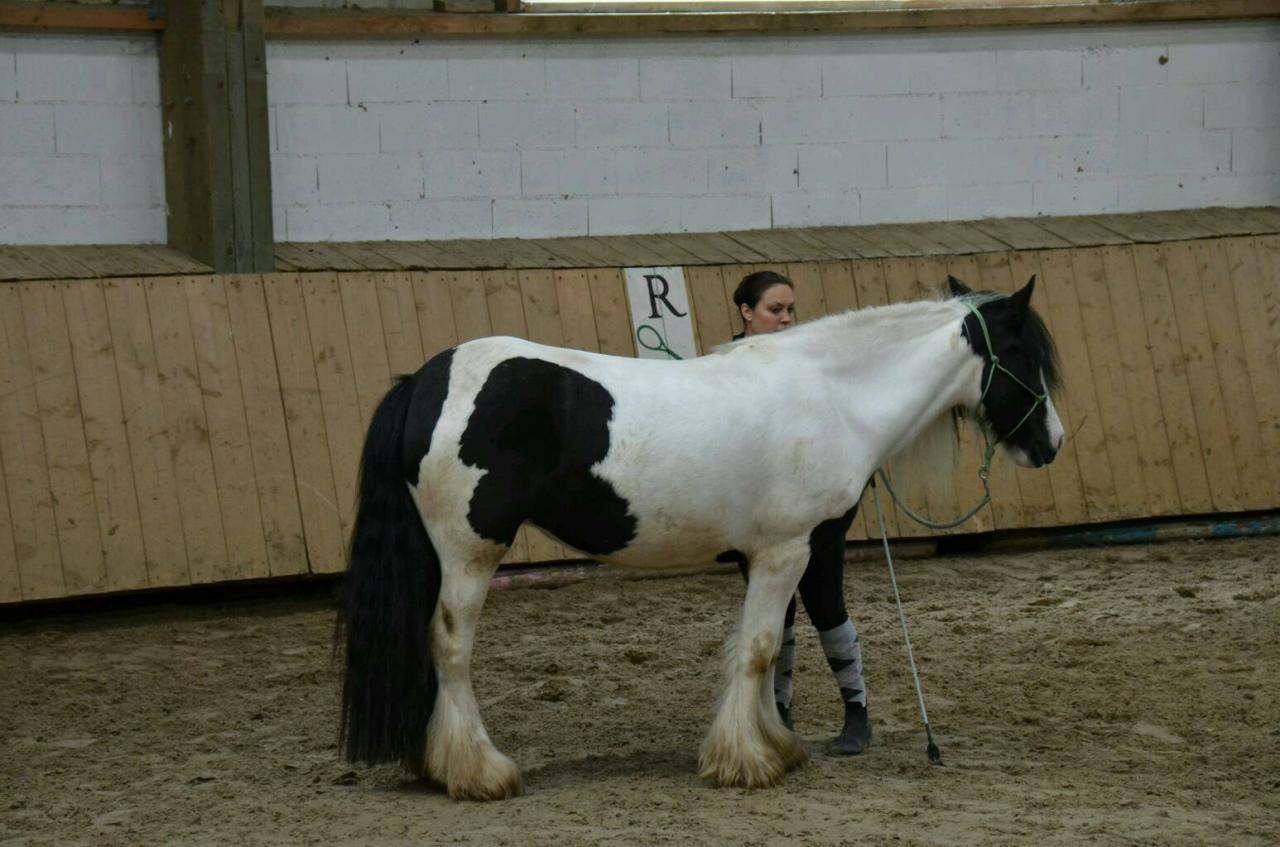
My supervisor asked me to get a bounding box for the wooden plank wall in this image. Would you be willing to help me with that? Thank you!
[1,237,1278,602]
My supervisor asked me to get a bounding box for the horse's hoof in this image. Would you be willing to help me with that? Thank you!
[700,755,787,789]
[435,744,524,801]
[449,781,522,802]
[776,702,793,731]
[447,760,523,802]
[762,722,808,773]
[699,736,795,788]
[829,703,872,757]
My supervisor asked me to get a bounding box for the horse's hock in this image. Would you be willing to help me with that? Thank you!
[2,207,1280,603]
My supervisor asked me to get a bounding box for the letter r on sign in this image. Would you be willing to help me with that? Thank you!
[645,274,688,319]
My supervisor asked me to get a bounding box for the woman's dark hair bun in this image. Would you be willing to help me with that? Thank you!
[732,270,794,310]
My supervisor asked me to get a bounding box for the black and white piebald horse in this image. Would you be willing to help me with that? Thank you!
[337,274,1063,800]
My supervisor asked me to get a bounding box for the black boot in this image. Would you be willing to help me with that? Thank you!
[776,701,793,731]
[830,702,872,756]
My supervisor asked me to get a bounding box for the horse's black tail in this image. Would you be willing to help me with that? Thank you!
[336,373,439,775]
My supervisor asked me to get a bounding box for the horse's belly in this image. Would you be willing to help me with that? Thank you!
[603,522,728,569]
[534,512,729,571]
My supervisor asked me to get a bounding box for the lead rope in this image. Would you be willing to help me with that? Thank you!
[874,431,996,531]
[869,301,1047,766]
[871,477,942,765]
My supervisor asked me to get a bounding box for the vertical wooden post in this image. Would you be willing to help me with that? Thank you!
[160,0,273,272]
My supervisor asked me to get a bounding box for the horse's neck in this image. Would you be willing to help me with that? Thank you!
[792,304,980,462]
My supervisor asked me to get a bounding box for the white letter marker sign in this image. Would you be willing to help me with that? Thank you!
[624,267,697,361]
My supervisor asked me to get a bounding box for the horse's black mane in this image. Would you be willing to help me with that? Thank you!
[1021,306,1061,395]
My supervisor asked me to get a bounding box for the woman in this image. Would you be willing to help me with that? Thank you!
[730,270,872,756]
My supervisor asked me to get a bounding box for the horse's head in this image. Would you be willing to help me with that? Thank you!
[948,274,1064,468]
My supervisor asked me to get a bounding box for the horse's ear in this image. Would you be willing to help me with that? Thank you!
[947,275,973,297]
[1008,275,1036,316]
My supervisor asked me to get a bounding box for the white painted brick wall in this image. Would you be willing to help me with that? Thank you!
[1119,85,1205,131]
[493,197,588,238]
[266,55,348,106]
[1231,128,1280,173]
[994,48,1082,91]
[546,57,640,101]
[346,54,449,104]
[821,53,911,97]
[1036,90,1121,137]
[575,102,669,148]
[1,155,100,205]
[388,199,491,240]
[317,155,424,203]
[272,155,321,206]
[1033,178,1120,215]
[798,144,886,190]
[731,55,822,99]
[609,148,708,195]
[0,103,53,154]
[910,50,999,94]
[772,192,862,228]
[17,45,134,103]
[275,106,380,154]
[1204,83,1280,128]
[947,182,1035,219]
[1167,40,1280,84]
[478,102,576,150]
[285,202,393,241]
[1147,130,1232,175]
[669,101,761,148]
[55,103,162,156]
[1,36,164,244]
[5,24,1278,246]
[708,146,798,194]
[449,55,545,100]
[759,99,860,145]
[520,149,613,196]
[680,195,772,232]
[0,48,15,99]
[943,93,1035,139]
[639,58,732,101]
[1084,44,1170,88]
[587,196,682,235]
[0,206,163,243]
[423,151,521,198]
[863,185,949,223]
[854,96,945,140]
[377,102,479,151]
[257,22,1280,239]
[101,155,164,207]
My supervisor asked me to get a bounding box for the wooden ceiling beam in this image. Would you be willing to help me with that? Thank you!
[268,0,1280,37]
[0,2,163,33]
[3,0,1279,38]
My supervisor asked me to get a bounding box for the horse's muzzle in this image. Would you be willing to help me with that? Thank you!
[1028,440,1058,467]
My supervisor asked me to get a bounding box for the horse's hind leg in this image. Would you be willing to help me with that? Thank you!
[425,535,522,801]
[700,538,809,789]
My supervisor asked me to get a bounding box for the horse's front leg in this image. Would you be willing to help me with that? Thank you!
[700,537,810,789]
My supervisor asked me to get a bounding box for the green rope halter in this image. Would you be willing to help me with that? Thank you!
[964,301,1048,440]
[875,300,1047,531]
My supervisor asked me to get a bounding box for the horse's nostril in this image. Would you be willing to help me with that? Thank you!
[1043,438,1060,464]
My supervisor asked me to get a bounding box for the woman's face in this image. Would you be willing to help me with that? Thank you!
[741,284,796,335]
